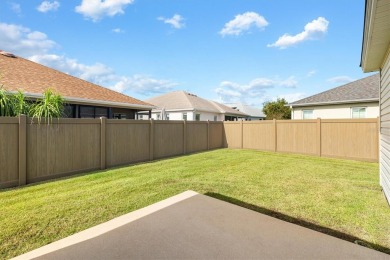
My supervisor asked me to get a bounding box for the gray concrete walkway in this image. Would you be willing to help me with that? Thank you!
[14,191,389,259]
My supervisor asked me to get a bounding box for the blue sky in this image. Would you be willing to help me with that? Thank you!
[0,0,373,107]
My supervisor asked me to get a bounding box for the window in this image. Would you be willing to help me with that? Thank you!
[183,113,187,120]
[351,107,366,118]
[79,106,95,118]
[214,115,217,121]
[79,106,109,118]
[195,114,200,121]
[302,110,313,119]
[113,113,127,119]
[63,105,75,118]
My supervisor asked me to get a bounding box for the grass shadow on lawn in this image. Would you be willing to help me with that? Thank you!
[205,192,390,255]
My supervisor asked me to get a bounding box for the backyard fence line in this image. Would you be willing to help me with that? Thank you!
[223,118,379,162]
[0,116,224,189]
[0,116,379,189]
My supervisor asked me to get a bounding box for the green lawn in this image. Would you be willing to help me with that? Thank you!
[1,149,389,258]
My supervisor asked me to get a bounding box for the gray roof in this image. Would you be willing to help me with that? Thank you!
[145,91,247,116]
[225,103,265,118]
[289,74,379,107]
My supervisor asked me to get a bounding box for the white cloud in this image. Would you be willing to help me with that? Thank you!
[75,0,134,22]
[327,76,354,84]
[10,2,21,14]
[307,70,316,77]
[29,54,177,96]
[220,12,268,36]
[112,28,124,33]
[111,75,178,94]
[277,93,306,103]
[216,78,273,104]
[215,76,299,104]
[279,76,298,88]
[37,1,60,13]
[268,17,329,49]
[158,14,185,29]
[29,54,116,85]
[0,23,57,57]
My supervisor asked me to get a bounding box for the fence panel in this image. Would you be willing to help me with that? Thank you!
[106,121,150,167]
[277,120,318,155]
[154,121,184,159]
[26,119,101,183]
[0,117,19,188]
[321,119,378,161]
[186,122,208,153]
[223,122,241,148]
[209,122,224,149]
[243,121,275,151]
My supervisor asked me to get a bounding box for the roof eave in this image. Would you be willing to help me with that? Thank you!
[289,98,379,107]
[361,0,390,72]
[20,92,155,110]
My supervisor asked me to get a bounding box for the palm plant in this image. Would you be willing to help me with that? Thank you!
[12,90,30,116]
[30,89,64,124]
[0,86,14,117]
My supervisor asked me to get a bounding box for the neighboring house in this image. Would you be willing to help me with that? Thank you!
[361,0,390,203]
[225,103,266,120]
[0,51,153,119]
[140,91,247,121]
[289,74,379,119]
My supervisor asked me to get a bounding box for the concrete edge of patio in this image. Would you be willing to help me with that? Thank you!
[12,190,199,260]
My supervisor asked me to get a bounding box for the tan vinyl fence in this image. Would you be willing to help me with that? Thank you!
[223,119,379,162]
[0,116,224,189]
[0,116,379,189]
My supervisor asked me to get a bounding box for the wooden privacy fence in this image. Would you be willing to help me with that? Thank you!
[223,118,379,162]
[0,117,379,189]
[0,116,224,189]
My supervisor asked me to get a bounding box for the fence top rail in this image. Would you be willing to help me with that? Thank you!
[320,118,378,123]
[107,120,151,125]
[238,121,274,125]
[185,121,208,125]
[0,117,19,124]
[26,118,101,125]
[153,120,185,124]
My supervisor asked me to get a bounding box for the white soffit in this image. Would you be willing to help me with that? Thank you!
[362,0,390,72]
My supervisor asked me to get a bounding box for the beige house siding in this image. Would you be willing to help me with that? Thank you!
[380,46,390,201]
[292,102,379,119]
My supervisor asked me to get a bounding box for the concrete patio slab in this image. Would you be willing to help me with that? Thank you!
[13,190,389,260]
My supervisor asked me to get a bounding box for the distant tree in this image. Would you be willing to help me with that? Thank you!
[262,98,291,120]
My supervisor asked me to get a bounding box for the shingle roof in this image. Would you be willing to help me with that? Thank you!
[225,103,265,118]
[146,91,247,116]
[289,74,379,107]
[0,51,153,109]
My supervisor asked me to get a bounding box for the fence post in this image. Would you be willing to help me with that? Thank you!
[18,114,27,186]
[273,119,277,152]
[317,118,321,157]
[207,120,210,150]
[377,116,380,161]
[240,120,244,149]
[183,120,187,154]
[100,117,106,170]
[149,119,154,161]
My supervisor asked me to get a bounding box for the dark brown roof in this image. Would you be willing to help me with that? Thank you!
[290,74,379,107]
[0,51,153,109]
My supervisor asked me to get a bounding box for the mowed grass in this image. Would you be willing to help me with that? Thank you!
[1,149,389,258]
